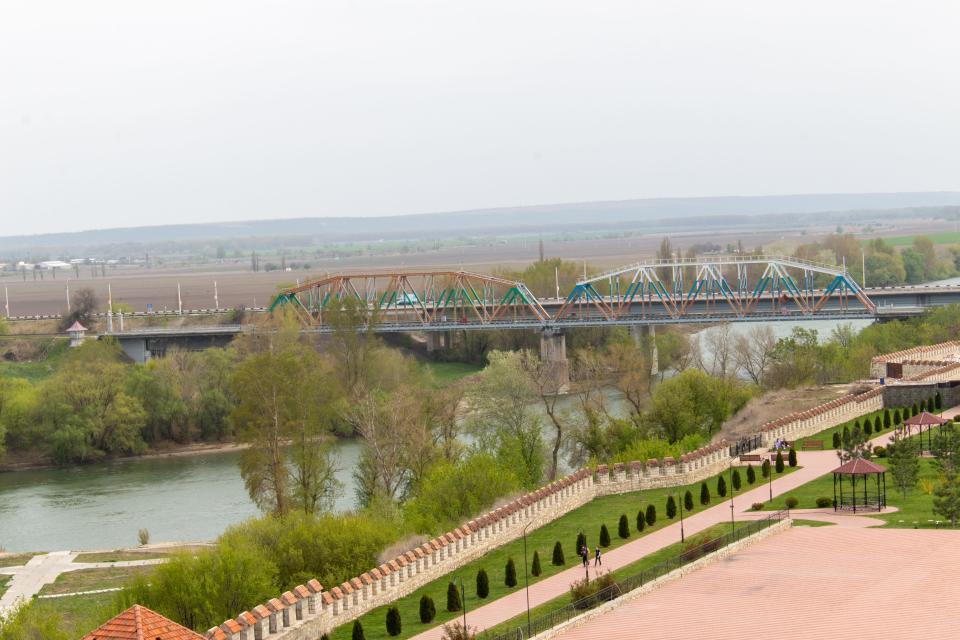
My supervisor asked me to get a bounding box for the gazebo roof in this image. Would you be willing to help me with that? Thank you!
[832,458,887,475]
[903,411,947,427]
[66,321,88,332]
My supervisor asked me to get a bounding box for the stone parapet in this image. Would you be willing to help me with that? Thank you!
[759,387,883,446]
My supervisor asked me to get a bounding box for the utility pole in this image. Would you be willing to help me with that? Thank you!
[177,282,183,315]
[730,462,736,534]
[522,522,532,638]
[66,282,71,314]
[4,287,9,318]
[214,281,219,311]
[862,251,867,288]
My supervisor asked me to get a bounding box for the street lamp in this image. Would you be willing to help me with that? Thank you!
[677,491,685,542]
[456,576,466,633]
[768,458,773,502]
[729,462,736,534]
[522,522,532,638]
[578,528,588,582]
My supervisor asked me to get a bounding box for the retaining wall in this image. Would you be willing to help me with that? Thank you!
[869,341,960,378]
[759,387,884,446]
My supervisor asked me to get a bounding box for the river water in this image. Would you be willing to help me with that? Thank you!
[0,317,873,552]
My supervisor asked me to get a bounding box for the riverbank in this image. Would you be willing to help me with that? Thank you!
[0,440,250,473]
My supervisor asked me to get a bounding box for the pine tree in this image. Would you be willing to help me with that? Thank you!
[645,503,657,526]
[717,474,727,497]
[636,510,646,532]
[933,469,960,527]
[761,459,771,478]
[352,620,365,640]
[746,464,756,484]
[862,419,872,435]
[505,558,518,587]
[912,402,920,417]
[888,434,919,498]
[732,468,742,491]
[599,524,611,547]
[700,482,711,505]
[618,514,630,539]
[936,392,943,411]
[666,495,677,519]
[531,551,542,577]
[552,541,565,566]
[775,451,785,473]
[894,408,902,425]
[684,490,694,511]
[386,607,402,636]
[874,415,882,433]
[419,595,436,623]
[476,569,490,598]
[575,532,586,558]
[884,409,892,428]
[788,448,798,467]
[832,431,841,448]
[854,419,861,432]
[447,581,462,612]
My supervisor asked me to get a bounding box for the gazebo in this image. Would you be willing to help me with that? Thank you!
[902,411,948,453]
[66,321,87,347]
[832,458,887,512]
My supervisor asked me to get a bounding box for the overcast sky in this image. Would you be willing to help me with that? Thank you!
[1,1,958,236]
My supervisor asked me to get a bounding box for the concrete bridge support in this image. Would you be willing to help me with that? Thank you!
[540,330,570,393]
[630,325,659,377]
[425,332,442,353]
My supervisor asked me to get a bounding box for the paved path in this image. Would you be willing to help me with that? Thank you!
[0,552,165,614]
[551,525,960,640]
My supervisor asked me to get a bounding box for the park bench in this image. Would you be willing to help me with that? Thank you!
[739,454,763,463]
[800,440,823,450]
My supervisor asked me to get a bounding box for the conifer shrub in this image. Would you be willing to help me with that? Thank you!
[666,495,677,519]
[386,607,402,636]
[420,595,436,623]
[531,551,542,577]
[352,620,365,640]
[788,448,797,467]
[476,569,489,598]
[775,451,785,473]
[322,635,330,640]
[862,420,872,435]
[816,497,832,508]
[894,408,902,425]
[636,510,646,533]
[505,558,518,587]
[761,459,771,478]
[552,541,565,566]
[732,468,742,491]
[575,532,586,558]
[912,402,919,417]
[874,415,882,432]
[599,524,611,547]
[717,474,727,497]
[684,490,694,511]
[854,419,861,432]
[447,581,462,612]
[843,425,850,442]
[618,514,630,539]
[884,409,892,428]
[700,482,710,505]
[645,503,657,526]
[936,392,943,410]
[746,464,756,484]
[832,432,841,448]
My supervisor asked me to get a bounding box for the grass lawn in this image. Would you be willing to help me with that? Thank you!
[791,519,835,527]
[0,552,40,568]
[759,457,951,528]
[421,361,482,384]
[38,565,156,596]
[34,592,119,637]
[328,468,782,640]
[0,574,9,598]
[73,550,170,563]
[0,339,70,383]
[869,232,960,247]
[794,408,900,451]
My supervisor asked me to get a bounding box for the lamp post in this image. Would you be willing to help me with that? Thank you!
[522,522,532,638]
[677,491,685,542]
[768,458,773,502]
[456,576,466,633]
[729,462,736,534]
[578,528,588,582]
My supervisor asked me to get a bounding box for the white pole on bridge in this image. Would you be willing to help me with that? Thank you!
[107,283,114,333]
[66,282,71,314]
[214,281,219,311]
[4,287,8,318]
[178,282,183,315]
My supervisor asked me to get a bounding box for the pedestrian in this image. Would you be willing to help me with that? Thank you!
[594,546,601,567]
[583,546,590,567]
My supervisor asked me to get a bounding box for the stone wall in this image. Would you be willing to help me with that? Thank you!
[759,387,883,445]
[869,341,960,378]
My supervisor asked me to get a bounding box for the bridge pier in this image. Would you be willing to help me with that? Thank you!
[540,330,570,393]
[425,332,442,353]
[630,325,659,377]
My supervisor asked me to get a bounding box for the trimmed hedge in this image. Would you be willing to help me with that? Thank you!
[618,514,630,539]
[645,503,657,526]
[552,541,565,566]
[419,595,436,623]
[775,451,785,473]
[684,489,694,512]
[788,448,797,468]
[636,509,646,533]
[746,464,756,485]
[476,569,489,598]
[352,620,365,640]
[666,495,677,519]
[717,474,727,497]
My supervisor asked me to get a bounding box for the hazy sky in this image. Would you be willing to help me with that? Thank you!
[2,1,958,236]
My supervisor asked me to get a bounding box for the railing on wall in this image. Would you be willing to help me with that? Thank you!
[729,434,762,457]
[478,511,788,640]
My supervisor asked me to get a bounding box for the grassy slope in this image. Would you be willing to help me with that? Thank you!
[72,551,170,563]
[421,361,482,384]
[329,468,789,640]
[34,592,118,637]
[0,553,40,568]
[39,565,156,596]
[0,339,70,383]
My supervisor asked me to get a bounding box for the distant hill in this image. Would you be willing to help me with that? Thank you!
[2,191,959,253]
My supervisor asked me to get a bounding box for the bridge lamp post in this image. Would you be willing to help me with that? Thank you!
[677,491,685,543]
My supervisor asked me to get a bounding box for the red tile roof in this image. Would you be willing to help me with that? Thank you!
[81,605,205,640]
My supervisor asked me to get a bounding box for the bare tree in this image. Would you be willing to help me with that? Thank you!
[703,323,734,377]
[733,325,777,386]
[603,343,649,418]
[520,349,570,481]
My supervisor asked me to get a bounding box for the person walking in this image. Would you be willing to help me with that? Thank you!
[594,546,602,567]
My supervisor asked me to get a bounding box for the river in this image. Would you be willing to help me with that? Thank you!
[0,317,874,552]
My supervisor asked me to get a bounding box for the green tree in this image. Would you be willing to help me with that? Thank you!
[575,532,586,557]
[788,448,798,468]
[617,514,630,539]
[419,595,436,623]
[599,523,611,547]
[933,470,960,527]
[717,475,727,497]
[0,601,70,640]
[700,482,710,505]
[645,369,753,442]
[884,410,892,428]
[732,469,742,491]
[636,510,646,532]
[746,464,756,484]
[862,419,872,436]
[912,402,920,417]
[531,551,542,577]
[832,431,841,448]
[761,459,771,478]
[386,607,402,636]
[551,541,565,566]
[665,495,677,519]
[775,451,785,473]
[887,433,920,498]
[894,408,902,425]
[476,569,489,598]
[446,582,462,612]
[645,503,657,526]
[936,392,943,411]
[684,490,694,511]
[505,558,517,587]
[873,415,882,433]
[352,619,366,640]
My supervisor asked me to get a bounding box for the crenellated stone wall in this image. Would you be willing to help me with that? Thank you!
[869,341,960,378]
[759,387,884,445]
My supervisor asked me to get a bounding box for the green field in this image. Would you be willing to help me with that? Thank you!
[421,361,483,384]
[39,565,156,596]
[867,232,960,247]
[329,467,787,640]
[0,339,70,383]
[72,550,171,564]
[34,592,118,636]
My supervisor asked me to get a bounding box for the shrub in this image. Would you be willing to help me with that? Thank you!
[854,419,861,432]
[666,495,677,519]
[531,551,542,577]
[775,451,785,473]
[751,502,764,511]
[447,581,462,612]
[569,573,619,609]
[137,528,150,546]
[874,415,882,432]
[832,432,841,448]
[788,448,797,468]
[732,469,742,491]
[352,620,365,640]
[645,503,657,526]
[873,446,887,458]
[322,635,330,640]
[420,595,436,623]
[386,606,402,636]
[476,569,489,598]
[761,459,771,478]
[636,510,646,532]
[505,558,517,587]
[894,408,902,425]
[843,425,850,442]
[575,532,586,558]
[552,541,565,566]
[912,402,919,417]
[936,392,943,410]
[684,490,694,512]
[862,420,872,435]
[746,464,756,485]
[717,475,727,497]
[700,482,710,505]
[618,514,629,539]
[884,410,892,428]
[599,524,611,548]
[440,622,476,640]
[815,497,832,508]
[785,496,799,509]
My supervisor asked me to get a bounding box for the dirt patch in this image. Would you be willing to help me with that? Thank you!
[720,384,857,442]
